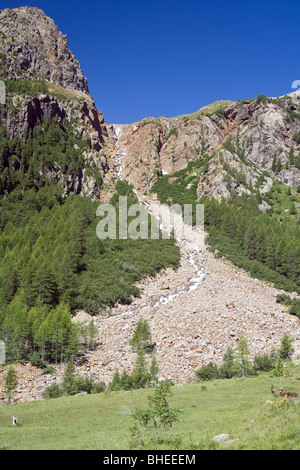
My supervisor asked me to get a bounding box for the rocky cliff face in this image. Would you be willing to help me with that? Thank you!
[103,93,300,203]
[1,7,300,203]
[0,7,115,199]
[0,7,89,94]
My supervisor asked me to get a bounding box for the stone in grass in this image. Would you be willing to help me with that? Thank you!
[213,434,239,446]
[213,434,230,443]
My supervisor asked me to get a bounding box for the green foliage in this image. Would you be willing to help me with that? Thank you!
[3,79,48,96]
[253,352,276,372]
[29,351,47,369]
[0,180,179,363]
[109,319,159,392]
[279,334,294,360]
[195,337,290,382]
[152,147,300,296]
[236,335,252,378]
[293,130,300,144]
[130,380,181,448]
[164,128,178,141]
[219,347,239,378]
[61,359,77,395]
[151,155,211,209]
[195,362,219,381]
[43,359,107,398]
[43,383,62,399]
[108,369,123,392]
[148,380,181,442]
[129,318,152,352]
[257,93,269,103]
[131,351,152,389]
[4,365,18,404]
[203,197,300,294]
[274,353,284,387]
[276,294,300,319]
[0,117,99,198]
[1,367,299,450]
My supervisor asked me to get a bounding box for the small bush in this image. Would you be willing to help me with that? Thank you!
[195,363,219,381]
[253,352,276,372]
[218,363,239,379]
[43,384,62,399]
[91,381,106,394]
[29,352,47,369]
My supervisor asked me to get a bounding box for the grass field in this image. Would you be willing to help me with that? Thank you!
[0,362,299,450]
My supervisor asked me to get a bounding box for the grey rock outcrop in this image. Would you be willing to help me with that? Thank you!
[102,93,300,202]
[0,7,89,94]
[0,7,114,199]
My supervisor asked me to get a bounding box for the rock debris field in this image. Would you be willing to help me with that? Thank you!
[1,229,299,404]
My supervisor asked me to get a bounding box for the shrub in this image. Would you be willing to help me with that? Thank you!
[289,301,300,318]
[253,352,276,372]
[29,351,47,369]
[91,381,106,394]
[195,362,219,381]
[279,334,294,359]
[43,383,62,399]
[276,294,292,305]
[164,128,178,141]
[73,376,94,395]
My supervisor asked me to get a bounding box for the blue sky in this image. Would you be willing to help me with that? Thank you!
[2,0,300,123]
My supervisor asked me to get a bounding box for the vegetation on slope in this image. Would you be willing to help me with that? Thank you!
[151,154,300,295]
[0,85,180,367]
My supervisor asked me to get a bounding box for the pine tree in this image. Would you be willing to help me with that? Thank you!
[279,334,294,359]
[129,318,152,353]
[274,353,284,388]
[236,335,251,378]
[290,202,297,215]
[4,366,18,404]
[244,224,257,260]
[131,350,150,389]
[61,359,77,395]
[109,369,122,391]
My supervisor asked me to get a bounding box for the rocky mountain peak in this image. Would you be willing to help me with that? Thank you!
[0,6,89,95]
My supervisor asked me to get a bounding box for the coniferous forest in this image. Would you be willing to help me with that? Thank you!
[0,117,180,364]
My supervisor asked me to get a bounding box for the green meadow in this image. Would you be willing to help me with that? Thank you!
[0,363,299,450]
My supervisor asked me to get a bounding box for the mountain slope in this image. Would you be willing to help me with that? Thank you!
[0,7,299,404]
[0,7,180,372]
[103,93,300,203]
[0,6,114,199]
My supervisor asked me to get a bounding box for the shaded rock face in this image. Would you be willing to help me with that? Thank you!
[0,7,89,94]
[0,7,115,200]
[2,94,67,137]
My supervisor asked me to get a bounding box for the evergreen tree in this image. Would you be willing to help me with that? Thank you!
[129,318,152,353]
[131,350,151,389]
[279,334,294,359]
[109,369,122,391]
[236,335,251,378]
[274,353,284,388]
[4,366,18,404]
[61,359,77,395]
